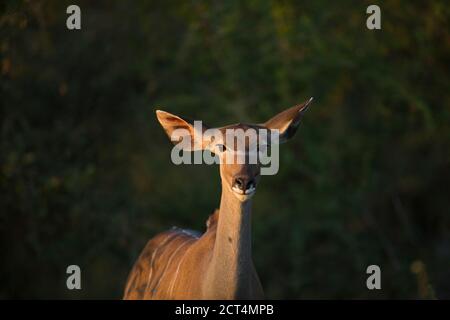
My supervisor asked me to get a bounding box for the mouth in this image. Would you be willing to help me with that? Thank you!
[231,185,257,201]
[232,185,256,195]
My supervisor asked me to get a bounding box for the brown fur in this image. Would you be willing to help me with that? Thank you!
[124,211,220,299]
[123,98,312,300]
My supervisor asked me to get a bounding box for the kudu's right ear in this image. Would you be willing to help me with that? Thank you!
[156,110,211,151]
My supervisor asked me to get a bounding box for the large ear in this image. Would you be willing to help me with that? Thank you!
[264,97,313,143]
[156,110,211,151]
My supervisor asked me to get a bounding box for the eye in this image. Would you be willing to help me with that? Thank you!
[216,144,227,153]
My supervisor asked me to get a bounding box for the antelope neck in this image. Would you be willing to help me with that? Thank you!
[203,182,253,298]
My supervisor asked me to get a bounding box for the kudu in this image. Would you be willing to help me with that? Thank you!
[123,98,313,299]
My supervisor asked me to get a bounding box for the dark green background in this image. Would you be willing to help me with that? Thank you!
[1,0,449,299]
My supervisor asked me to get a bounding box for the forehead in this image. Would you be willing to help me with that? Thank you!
[220,123,264,131]
[218,123,267,137]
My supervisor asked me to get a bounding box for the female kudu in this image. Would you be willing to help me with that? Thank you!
[124,98,313,299]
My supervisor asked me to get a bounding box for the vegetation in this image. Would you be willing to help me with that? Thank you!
[1,0,449,298]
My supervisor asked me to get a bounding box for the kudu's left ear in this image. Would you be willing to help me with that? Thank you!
[264,97,313,143]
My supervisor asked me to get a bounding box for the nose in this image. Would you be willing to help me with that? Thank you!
[232,176,256,194]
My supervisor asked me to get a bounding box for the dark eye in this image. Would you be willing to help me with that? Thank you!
[216,144,227,152]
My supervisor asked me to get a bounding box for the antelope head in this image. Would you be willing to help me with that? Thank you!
[156,98,313,202]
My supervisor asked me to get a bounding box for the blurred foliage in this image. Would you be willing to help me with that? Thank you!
[1,0,449,299]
